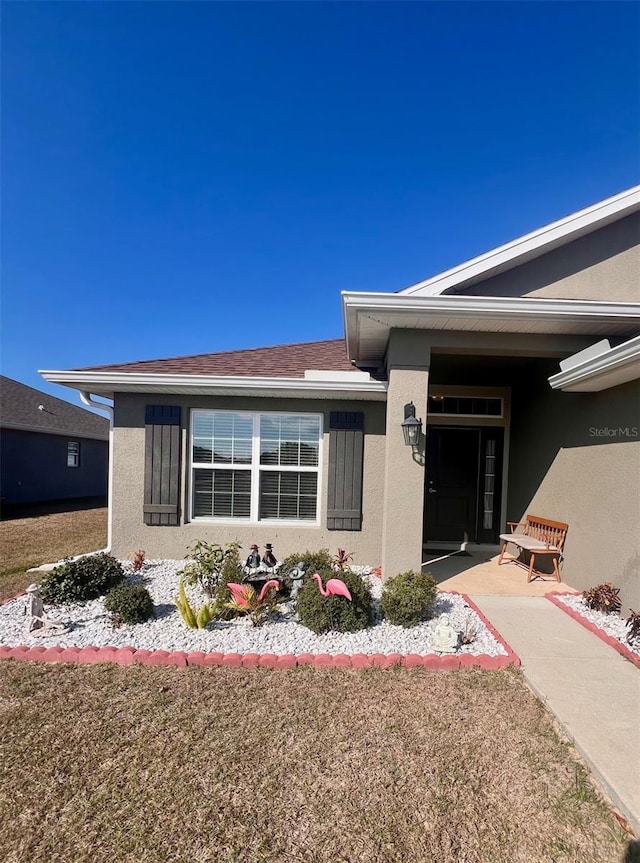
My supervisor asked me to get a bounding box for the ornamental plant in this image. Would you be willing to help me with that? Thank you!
[582,582,621,615]
[104,583,154,625]
[296,568,372,634]
[128,549,146,572]
[211,544,244,620]
[39,553,125,605]
[331,548,354,572]
[178,540,241,599]
[175,578,213,629]
[380,571,437,627]
[626,610,640,646]
[225,580,281,627]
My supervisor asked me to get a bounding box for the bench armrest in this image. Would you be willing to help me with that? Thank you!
[506,521,528,533]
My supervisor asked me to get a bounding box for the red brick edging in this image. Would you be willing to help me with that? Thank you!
[0,591,520,671]
[547,592,640,669]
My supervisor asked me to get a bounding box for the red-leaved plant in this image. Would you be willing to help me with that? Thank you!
[626,609,640,645]
[128,549,146,572]
[582,582,621,615]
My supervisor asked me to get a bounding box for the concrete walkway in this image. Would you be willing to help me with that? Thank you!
[472,595,640,837]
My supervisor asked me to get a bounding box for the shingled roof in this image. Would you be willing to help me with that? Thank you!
[0,376,109,439]
[76,338,356,378]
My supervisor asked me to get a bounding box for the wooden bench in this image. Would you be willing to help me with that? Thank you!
[498,514,568,582]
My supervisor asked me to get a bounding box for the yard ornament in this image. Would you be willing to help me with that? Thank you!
[312,573,352,602]
[227,580,280,609]
[430,613,458,654]
[24,584,70,637]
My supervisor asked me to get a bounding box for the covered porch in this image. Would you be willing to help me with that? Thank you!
[421,547,576,596]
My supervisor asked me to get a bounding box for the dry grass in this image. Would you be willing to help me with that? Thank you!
[0,662,629,863]
[0,502,107,599]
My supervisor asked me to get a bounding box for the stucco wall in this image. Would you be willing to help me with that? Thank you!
[111,393,386,566]
[508,368,640,610]
[0,429,108,505]
[452,212,640,302]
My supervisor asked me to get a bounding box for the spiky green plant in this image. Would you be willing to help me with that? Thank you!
[175,578,213,629]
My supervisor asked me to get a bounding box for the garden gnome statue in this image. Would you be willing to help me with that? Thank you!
[289,562,308,600]
[262,543,280,574]
[244,545,261,575]
[430,613,458,654]
[24,584,69,637]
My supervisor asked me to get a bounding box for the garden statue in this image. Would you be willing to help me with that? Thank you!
[244,545,261,575]
[430,613,458,654]
[289,562,308,600]
[24,584,70,637]
[262,543,280,574]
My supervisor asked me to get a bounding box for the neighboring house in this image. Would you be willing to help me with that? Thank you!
[0,376,109,507]
[41,185,640,608]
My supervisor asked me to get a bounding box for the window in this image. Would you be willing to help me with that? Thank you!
[67,441,80,468]
[190,411,322,523]
[428,396,503,417]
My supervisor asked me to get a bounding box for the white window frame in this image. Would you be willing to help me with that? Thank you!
[189,409,323,526]
[67,441,80,468]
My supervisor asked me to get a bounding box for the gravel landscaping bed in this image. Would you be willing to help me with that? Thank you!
[0,560,507,657]
[550,592,640,662]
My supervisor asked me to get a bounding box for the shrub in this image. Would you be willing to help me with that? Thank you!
[39,553,125,605]
[279,549,334,595]
[104,583,154,624]
[296,568,372,634]
[582,582,621,615]
[380,571,437,627]
[179,540,241,598]
[212,544,244,620]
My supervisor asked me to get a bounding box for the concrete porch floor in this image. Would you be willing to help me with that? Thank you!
[422,548,576,596]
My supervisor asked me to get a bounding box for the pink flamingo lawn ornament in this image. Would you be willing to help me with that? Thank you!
[312,572,352,602]
[227,580,280,609]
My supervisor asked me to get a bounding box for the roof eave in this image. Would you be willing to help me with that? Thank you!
[399,184,640,298]
[548,335,640,392]
[39,370,388,402]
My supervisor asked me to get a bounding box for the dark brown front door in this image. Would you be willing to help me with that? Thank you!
[424,426,503,544]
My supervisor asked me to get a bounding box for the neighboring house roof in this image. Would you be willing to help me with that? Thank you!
[76,338,354,377]
[0,376,109,440]
[399,184,640,298]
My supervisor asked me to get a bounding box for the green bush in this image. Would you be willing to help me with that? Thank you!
[39,553,125,605]
[104,583,154,624]
[279,549,334,595]
[212,544,244,620]
[296,567,372,634]
[380,570,437,627]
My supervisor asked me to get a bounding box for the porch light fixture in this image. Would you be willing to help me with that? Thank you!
[401,402,422,447]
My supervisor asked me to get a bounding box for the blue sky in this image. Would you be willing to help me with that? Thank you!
[2,1,639,405]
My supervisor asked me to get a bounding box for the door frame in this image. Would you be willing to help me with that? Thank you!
[423,385,511,546]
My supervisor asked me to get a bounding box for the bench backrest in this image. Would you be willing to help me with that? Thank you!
[524,514,569,550]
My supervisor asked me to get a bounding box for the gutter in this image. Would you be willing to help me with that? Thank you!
[79,392,114,555]
[548,335,640,392]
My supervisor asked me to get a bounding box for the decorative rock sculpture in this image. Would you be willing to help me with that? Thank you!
[289,562,308,600]
[24,584,70,637]
[429,613,458,654]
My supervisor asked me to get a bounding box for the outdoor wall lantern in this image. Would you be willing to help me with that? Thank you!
[401,402,423,447]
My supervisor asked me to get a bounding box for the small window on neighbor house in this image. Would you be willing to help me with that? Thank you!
[428,396,503,417]
[67,441,80,468]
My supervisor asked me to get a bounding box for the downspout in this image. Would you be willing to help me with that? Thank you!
[80,391,114,554]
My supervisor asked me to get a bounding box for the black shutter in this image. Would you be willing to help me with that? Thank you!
[327,411,364,531]
[143,406,181,526]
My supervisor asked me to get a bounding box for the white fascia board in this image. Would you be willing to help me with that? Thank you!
[39,370,387,400]
[548,335,640,392]
[399,185,640,297]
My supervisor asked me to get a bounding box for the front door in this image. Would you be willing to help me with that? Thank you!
[424,426,503,544]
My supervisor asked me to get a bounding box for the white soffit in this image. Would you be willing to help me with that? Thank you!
[548,335,640,392]
[342,293,640,364]
[39,370,387,402]
[399,185,640,298]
